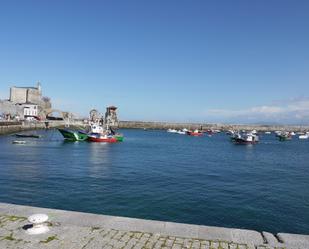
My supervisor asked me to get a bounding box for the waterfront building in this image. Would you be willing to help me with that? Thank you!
[21,103,38,118]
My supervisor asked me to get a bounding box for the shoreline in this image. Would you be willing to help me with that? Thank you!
[1,202,309,248]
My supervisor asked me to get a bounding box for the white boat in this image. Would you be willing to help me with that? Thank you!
[265,131,271,134]
[12,140,26,144]
[177,128,188,135]
[290,132,296,136]
[167,129,177,133]
[299,134,309,139]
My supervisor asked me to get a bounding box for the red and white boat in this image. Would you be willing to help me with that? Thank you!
[87,123,117,143]
[187,129,203,136]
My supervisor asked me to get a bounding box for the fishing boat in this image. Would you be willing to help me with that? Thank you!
[187,129,203,136]
[277,132,292,141]
[15,133,41,138]
[231,132,259,144]
[58,128,88,141]
[87,123,121,143]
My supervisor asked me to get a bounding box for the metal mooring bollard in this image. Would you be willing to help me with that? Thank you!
[26,214,50,235]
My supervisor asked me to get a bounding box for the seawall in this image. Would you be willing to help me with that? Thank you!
[119,121,309,132]
[0,202,308,248]
[1,120,308,136]
[0,120,85,135]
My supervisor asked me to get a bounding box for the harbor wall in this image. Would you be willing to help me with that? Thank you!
[1,120,308,135]
[0,120,83,135]
[119,120,309,132]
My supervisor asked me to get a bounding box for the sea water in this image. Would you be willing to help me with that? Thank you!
[0,129,308,234]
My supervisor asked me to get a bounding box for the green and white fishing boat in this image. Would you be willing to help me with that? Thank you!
[58,128,88,141]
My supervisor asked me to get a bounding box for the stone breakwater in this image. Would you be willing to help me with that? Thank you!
[0,121,46,135]
[119,121,309,132]
[1,120,308,135]
[0,203,308,249]
[0,120,85,135]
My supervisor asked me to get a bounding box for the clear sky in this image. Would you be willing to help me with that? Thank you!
[0,0,308,124]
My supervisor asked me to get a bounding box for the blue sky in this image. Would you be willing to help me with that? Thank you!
[0,0,308,124]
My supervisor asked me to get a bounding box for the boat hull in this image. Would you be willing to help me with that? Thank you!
[58,128,88,141]
[114,135,124,142]
[278,136,292,141]
[187,132,203,136]
[15,134,41,138]
[88,136,117,143]
[232,138,258,145]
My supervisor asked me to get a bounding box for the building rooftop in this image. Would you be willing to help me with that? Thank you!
[12,86,39,90]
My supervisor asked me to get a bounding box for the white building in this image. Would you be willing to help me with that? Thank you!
[22,104,38,117]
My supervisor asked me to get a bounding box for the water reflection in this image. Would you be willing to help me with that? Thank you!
[87,142,112,178]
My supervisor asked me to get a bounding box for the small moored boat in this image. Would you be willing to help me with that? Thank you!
[15,133,41,138]
[177,128,188,135]
[299,134,309,139]
[231,132,259,144]
[167,129,178,133]
[277,132,292,141]
[12,140,26,144]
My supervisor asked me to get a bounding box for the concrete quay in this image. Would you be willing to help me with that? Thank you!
[0,203,308,249]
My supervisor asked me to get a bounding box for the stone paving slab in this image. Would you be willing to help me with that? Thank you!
[0,202,307,249]
[277,233,309,249]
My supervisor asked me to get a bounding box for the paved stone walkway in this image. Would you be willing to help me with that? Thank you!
[0,214,285,249]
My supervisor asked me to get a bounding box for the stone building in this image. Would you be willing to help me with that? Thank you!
[105,106,119,127]
[0,82,52,120]
[10,82,42,104]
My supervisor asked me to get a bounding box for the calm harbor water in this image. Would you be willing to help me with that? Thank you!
[0,129,309,234]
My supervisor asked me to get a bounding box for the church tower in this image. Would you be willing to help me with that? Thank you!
[37,82,42,94]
